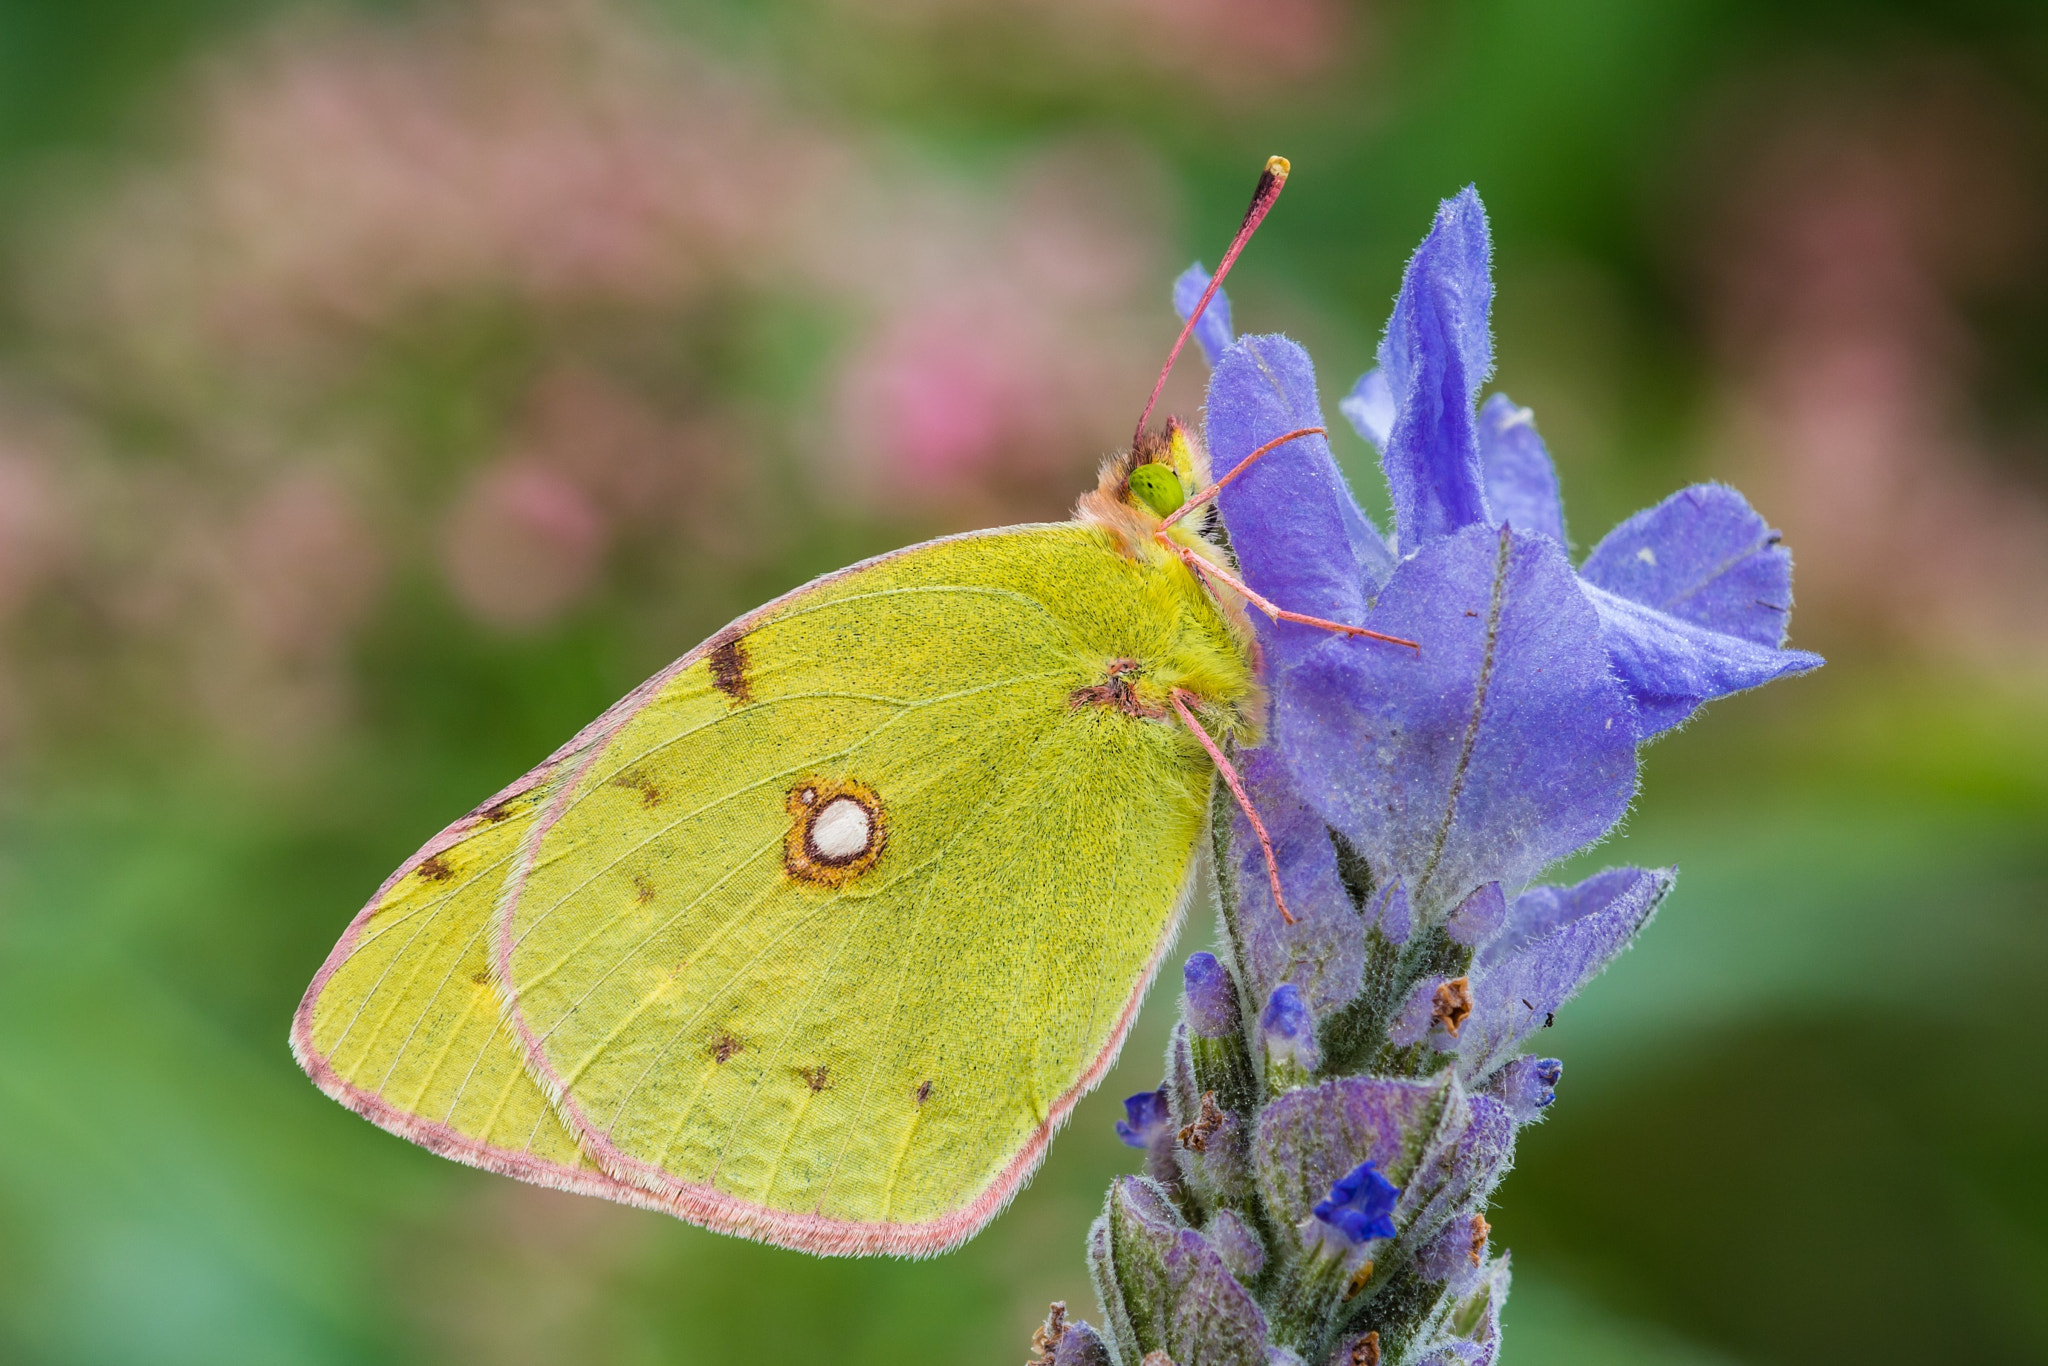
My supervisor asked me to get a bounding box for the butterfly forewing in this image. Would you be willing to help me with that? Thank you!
[494,524,1251,1254]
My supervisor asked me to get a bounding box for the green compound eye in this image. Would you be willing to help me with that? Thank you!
[1127,463,1186,518]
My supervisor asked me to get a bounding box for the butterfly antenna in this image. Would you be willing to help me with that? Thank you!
[1170,688,1296,926]
[1133,155,1291,448]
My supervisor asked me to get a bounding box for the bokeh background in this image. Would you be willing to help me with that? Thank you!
[0,1,2044,1362]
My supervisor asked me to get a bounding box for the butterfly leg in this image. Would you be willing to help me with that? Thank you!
[1169,688,1297,926]
[1165,542,1420,651]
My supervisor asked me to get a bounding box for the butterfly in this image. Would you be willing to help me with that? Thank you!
[292,158,1412,1257]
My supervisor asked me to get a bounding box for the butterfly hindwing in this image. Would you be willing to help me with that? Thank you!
[291,752,660,1207]
[494,524,1253,1254]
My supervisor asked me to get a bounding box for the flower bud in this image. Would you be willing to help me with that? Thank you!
[1182,952,1240,1038]
[1259,983,1319,1091]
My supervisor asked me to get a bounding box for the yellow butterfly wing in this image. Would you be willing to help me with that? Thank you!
[495,523,1256,1255]
[290,746,665,1210]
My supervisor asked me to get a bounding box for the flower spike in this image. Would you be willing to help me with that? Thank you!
[1065,184,1819,1366]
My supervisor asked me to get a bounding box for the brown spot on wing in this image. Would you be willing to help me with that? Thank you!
[417,854,455,883]
[800,1065,831,1093]
[611,772,663,807]
[709,1031,744,1064]
[632,873,656,905]
[708,634,751,705]
[915,1080,933,1105]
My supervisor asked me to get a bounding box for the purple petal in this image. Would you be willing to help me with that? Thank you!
[1339,367,1395,451]
[1117,1088,1174,1148]
[1458,867,1673,1081]
[1172,262,1235,368]
[1396,1092,1514,1243]
[1482,866,1658,968]
[1578,482,1821,736]
[1209,335,1395,644]
[1580,483,1795,646]
[1103,1178,1271,1366]
[1388,974,1447,1049]
[1378,187,1494,549]
[1274,524,1637,923]
[1253,1075,1448,1233]
[1414,1210,1493,1290]
[1205,1209,1267,1283]
[1311,1159,1401,1243]
[1446,882,1507,947]
[1478,393,1565,545]
[1228,748,1365,1018]
[1583,582,1823,738]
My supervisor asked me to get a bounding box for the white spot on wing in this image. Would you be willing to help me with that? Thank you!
[1635,547,1657,566]
[811,797,872,859]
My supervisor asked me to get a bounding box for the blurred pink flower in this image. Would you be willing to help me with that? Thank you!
[0,445,68,620]
[827,145,1186,516]
[228,471,384,662]
[442,458,610,631]
[840,295,1053,486]
[55,0,839,365]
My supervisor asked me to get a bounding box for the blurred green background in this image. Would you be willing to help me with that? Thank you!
[0,1,2044,1362]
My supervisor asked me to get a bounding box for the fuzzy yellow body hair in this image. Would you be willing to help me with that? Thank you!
[296,501,1260,1256]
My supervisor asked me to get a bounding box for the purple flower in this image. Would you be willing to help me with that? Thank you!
[1338,187,1822,740]
[1197,189,1818,786]
[1311,1160,1400,1244]
[1116,1089,1173,1149]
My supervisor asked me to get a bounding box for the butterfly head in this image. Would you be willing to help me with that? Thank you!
[1077,419,1221,554]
